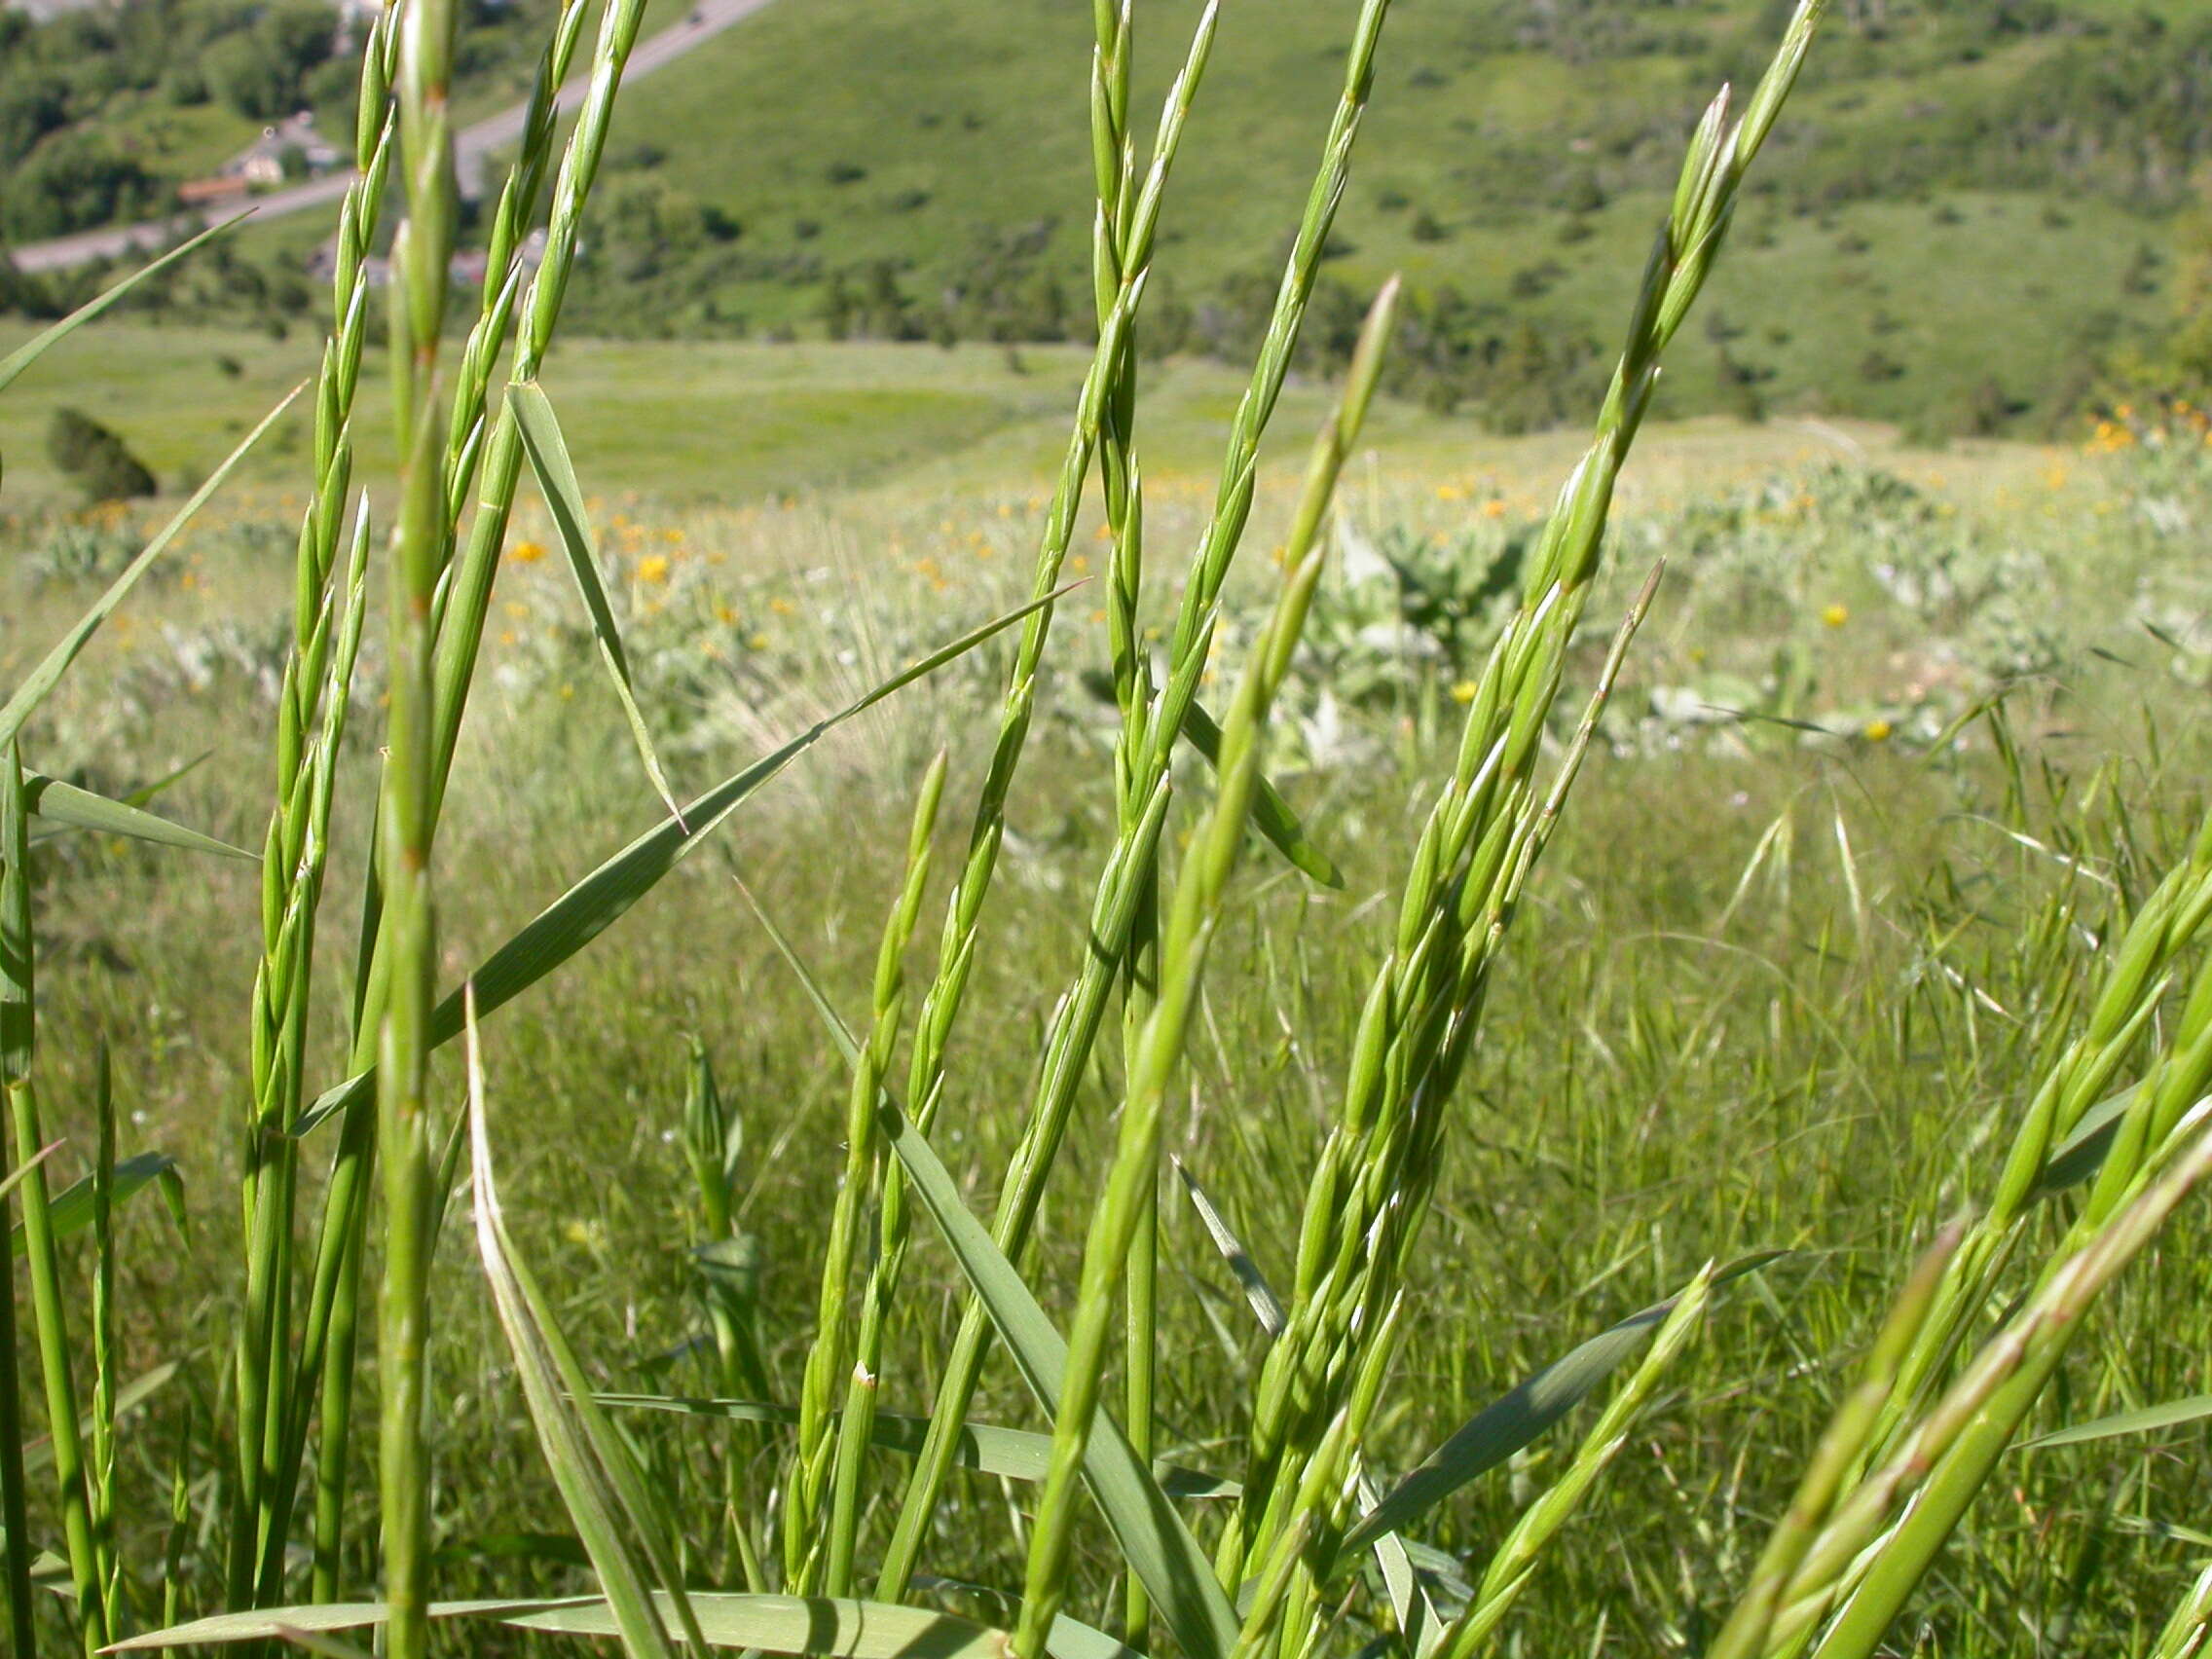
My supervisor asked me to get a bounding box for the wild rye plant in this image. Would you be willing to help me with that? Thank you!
[5,0,2212,1655]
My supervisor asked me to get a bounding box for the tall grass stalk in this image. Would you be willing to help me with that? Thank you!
[230,2,394,1608]
[1087,5,1164,1643]
[790,750,948,1593]
[1014,276,1400,1659]
[283,0,652,1602]
[881,0,1394,1594]
[0,742,40,1655]
[2,742,102,1651]
[372,0,464,1650]
[1220,2,1830,1602]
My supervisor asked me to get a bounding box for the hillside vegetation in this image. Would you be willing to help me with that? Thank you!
[7,0,2212,437]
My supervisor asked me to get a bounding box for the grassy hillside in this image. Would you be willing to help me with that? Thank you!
[8,0,2212,437]
[546,0,2204,429]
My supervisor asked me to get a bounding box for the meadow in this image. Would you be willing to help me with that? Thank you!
[7,0,2212,1655]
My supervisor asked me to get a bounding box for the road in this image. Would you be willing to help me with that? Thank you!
[6,0,777,276]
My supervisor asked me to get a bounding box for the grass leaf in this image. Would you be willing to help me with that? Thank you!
[465,996,700,1658]
[23,773,255,862]
[1341,1253,1782,1556]
[2020,1392,2212,1453]
[292,585,1069,1137]
[13,1153,179,1244]
[880,1099,1241,1659]
[510,378,685,825]
[0,386,303,749]
[0,217,242,397]
[1180,701,1343,888]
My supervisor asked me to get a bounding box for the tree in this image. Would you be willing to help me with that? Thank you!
[1,132,153,241]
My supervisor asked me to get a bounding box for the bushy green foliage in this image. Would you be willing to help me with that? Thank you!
[44,408,155,502]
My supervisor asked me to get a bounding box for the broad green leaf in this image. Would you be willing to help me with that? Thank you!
[0,387,302,749]
[466,1006,700,1658]
[1340,1253,1782,1556]
[592,1393,1238,1498]
[510,378,684,824]
[2020,1392,2212,1452]
[24,773,254,862]
[882,1101,1241,1659]
[15,1152,179,1243]
[1181,699,1343,888]
[291,585,1066,1138]
[0,217,240,396]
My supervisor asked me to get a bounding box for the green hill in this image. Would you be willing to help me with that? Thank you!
[8,0,2211,437]
[494,0,2212,433]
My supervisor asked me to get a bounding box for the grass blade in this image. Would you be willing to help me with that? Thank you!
[1173,1156,1287,1339]
[509,378,684,825]
[881,1101,1241,1659]
[0,386,303,748]
[0,217,242,396]
[107,1599,590,1649]
[506,1591,1142,1659]
[1179,702,1342,889]
[2019,1393,2212,1453]
[293,585,1069,1137]
[12,1152,179,1244]
[465,994,700,1657]
[1341,1254,1781,1558]
[23,774,254,862]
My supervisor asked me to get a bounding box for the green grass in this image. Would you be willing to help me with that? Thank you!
[11,0,2212,1655]
[516,0,2181,424]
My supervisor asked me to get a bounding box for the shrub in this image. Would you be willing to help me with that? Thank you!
[44,406,156,501]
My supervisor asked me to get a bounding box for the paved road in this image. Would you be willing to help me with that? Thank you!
[7,0,777,276]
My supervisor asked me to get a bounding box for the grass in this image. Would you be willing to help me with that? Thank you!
[481,0,2178,422]
[9,0,2212,1655]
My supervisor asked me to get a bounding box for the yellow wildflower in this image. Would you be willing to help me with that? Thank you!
[510,539,548,565]
[1862,718,1893,743]
[638,554,672,584]
[1821,603,1849,629]
[1450,680,1478,704]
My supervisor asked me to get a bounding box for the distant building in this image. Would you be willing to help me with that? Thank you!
[177,113,344,206]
